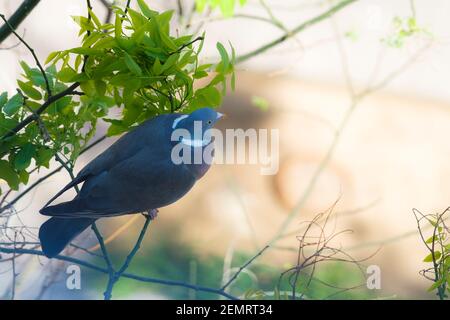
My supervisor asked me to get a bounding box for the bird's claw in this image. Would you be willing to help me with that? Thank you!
[143,209,158,220]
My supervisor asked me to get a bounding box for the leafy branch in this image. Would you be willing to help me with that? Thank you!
[0,0,235,194]
[414,208,449,300]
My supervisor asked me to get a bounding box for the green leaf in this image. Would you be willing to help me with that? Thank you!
[252,96,269,111]
[137,0,157,18]
[17,80,42,100]
[23,67,48,87]
[0,92,8,108]
[193,70,208,79]
[191,86,222,108]
[3,93,24,116]
[152,58,162,75]
[14,143,36,171]
[124,53,143,76]
[117,37,136,51]
[423,251,441,262]
[123,79,141,106]
[427,277,446,292]
[45,64,57,77]
[113,86,122,105]
[19,60,31,75]
[80,80,96,97]
[45,51,60,65]
[216,42,230,72]
[83,32,103,48]
[219,0,235,17]
[106,120,128,136]
[94,80,107,96]
[74,54,83,71]
[128,8,147,28]
[67,47,103,55]
[35,148,54,168]
[114,13,123,39]
[231,71,236,91]
[88,8,102,28]
[122,101,143,125]
[0,118,18,136]
[161,53,179,73]
[0,160,20,190]
[19,170,29,184]
[195,0,208,12]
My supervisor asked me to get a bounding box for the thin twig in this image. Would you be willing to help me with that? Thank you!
[221,245,269,291]
[124,0,132,15]
[103,215,151,300]
[99,0,114,24]
[235,0,358,64]
[169,36,204,55]
[10,232,17,300]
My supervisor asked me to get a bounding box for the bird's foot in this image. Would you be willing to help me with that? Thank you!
[143,209,158,220]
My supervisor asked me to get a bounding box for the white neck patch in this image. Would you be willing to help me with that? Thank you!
[172,115,189,129]
[181,137,211,147]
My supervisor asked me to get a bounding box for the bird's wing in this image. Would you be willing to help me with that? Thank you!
[42,146,195,218]
[42,114,176,208]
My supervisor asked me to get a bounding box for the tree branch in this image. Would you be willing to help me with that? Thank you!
[221,245,269,291]
[102,215,151,300]
[0,0,40,44]
[1,82,80,140]
[0,246,238,300]
[235,0,358,64]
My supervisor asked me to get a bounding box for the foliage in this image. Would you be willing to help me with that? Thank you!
[414,208,450,300]
[251,96,269,111]
[0,0,235,195]
[195,0,248,17]
[382,16,431,48]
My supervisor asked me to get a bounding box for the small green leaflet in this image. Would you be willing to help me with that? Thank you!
[124,52,143,76]
[3,93,24,116]
[14,143,36,171]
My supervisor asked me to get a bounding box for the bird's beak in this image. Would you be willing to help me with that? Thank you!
[217,112,226,120]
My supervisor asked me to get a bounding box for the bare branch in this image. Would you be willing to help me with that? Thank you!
[236,0,358,64]
[0,0,40,44]
[221,245,269,291]
[0,246,238,300]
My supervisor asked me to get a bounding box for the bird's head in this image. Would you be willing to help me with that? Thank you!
[172,107,224,133]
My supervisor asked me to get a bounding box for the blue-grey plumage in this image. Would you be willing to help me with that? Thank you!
[39,108,223,258]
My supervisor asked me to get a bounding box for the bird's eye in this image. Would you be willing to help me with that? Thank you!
[207,120,212,125]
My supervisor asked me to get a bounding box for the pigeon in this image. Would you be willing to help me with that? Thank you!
[39,107,224,258]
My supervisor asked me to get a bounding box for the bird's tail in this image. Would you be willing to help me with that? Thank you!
[39,216,96,258]
[40,199,85,217]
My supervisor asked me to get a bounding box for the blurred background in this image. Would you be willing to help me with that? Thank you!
[1,0,450,299]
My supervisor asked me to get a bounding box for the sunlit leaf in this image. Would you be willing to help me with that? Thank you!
[3,93,23,116]
[0,160,20,190]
